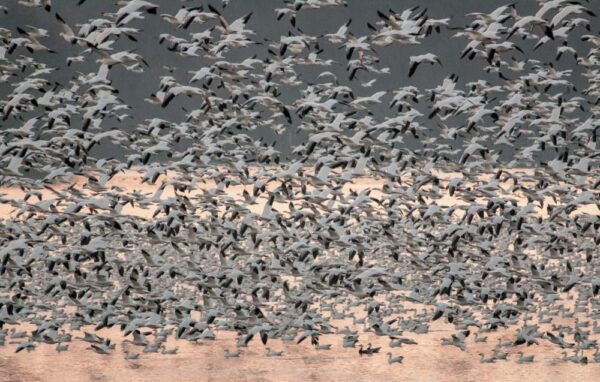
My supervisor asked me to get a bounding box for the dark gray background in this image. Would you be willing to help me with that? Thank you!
[1,0,598,161]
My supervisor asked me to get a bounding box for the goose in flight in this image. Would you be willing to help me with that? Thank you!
[408,54,442,77]
[115,0,159,25]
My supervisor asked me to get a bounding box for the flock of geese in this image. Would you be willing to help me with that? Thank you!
[0,0,599,368]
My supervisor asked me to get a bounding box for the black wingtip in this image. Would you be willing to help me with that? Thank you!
[208,4,221,15]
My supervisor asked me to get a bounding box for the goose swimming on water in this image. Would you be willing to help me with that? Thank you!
[386,352,404,364]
